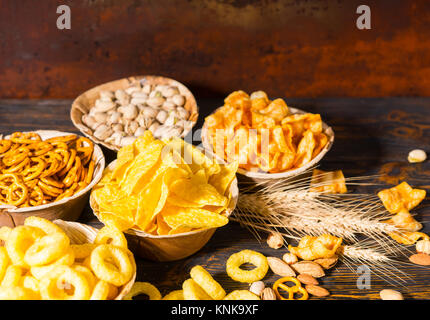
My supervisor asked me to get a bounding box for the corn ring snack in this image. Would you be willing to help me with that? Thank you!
[94,226,128,249]
[0,226,11,241]
[39,265,91,300]
[73,265,97,289]
[90,244,133,286]
[70,243,97,259]
[182,278,213,300]
[24,216,66,235]
[163,290,184,300]
[1,265,23,287]
[226,249,269,283]
[0,286,39,300]
[190,265,226,300]
[123,281,162,300]
[5,226,45,268]
[273,276,309,300]
[0,247,10,283]
[90,280,111,300]
[24,232,70,266]
[30,248,75,280]
[22,275,40,293]
[223,290,260,300]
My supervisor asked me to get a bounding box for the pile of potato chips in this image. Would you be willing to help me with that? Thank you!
[91,131,238,235]
[204,90,329,173]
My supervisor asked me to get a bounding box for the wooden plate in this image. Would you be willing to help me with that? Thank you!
[71,75,199,151]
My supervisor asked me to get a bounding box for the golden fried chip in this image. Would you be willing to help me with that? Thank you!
[310,169,347,194]
[293,130,316,168]
[384,209,422,232]
[161,206,229,230]
[208,161,238,196]
[378,182,426,214]
[389,231,429,245]
[288,234,343,261]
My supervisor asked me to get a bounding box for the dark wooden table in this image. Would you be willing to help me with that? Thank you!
[1,98,429,300]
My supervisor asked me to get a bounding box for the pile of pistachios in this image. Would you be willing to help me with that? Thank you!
[82,82,194,148]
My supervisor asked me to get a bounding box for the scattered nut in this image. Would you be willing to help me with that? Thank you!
[291,261,325,278]
[80,82,192,148]
[409,253,430,266]
[267,257,296,277]
[379,289,403,300]
[416,239,430,255]
[313,256,338,270]
[282,253,298,265]
[267,232,284,249]
[249,281,265,297]
[261,288,277,300]
[297,274,319,285]
[305,285,330,297]
[408,149,427,163]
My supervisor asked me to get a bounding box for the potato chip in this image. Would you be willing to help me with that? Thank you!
[91,131,236,236]
[389,231,429,245]
[288,234,343,261]
[204,90,328,173]
[293,130,316,168]
[378,182,426,214]
[384,209,422,232]
[161,205,229,230]
[310,169,347,194]
[120,140,164,195]
[208,161,238,196]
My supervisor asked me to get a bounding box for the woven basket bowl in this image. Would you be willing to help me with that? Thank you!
[0,130,105,228]
[70,75,199,152]
[202,106,335,184]
[53,219,136,300]
[90,159,239,262]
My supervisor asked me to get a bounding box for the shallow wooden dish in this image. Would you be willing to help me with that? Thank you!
[201,107,335,184]
[70,75,199,152]
[0,130,105,228]
[89,159,239,262]
[53,219,136,300]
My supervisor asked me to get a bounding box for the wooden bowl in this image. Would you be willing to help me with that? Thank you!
[70,75,199,152]
[53,219,136,300]
[202,107,335,184]
[0,130,105,228]
[89,159,239,262]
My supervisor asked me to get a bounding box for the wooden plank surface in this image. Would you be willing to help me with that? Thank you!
[0,98,429,299]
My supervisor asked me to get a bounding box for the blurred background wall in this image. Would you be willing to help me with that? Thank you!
[1,0,429,99]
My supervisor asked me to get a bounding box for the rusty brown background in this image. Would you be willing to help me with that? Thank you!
[1,0,430,99]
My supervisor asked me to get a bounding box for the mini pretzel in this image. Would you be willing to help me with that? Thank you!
[28,142,53,157]
[21,157,46,181]
[45,134,77,144]
[9,132,41,144]
[0,140,11,153]
[273,277,309,300]
[2,146,30,166]
[0,173,28,206]
[0,132,95,207]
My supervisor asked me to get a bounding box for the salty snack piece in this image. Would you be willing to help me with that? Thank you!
[416,239,430,255]
[123,282,162,300]
[81,82,195,148]
[288,234,343,261]
[0,132,95,208]
[223,290,260,300]
[91,131,237,235]
[226,249,269,283]
[383,209,422,232]
[0,216,134,300]
[310,169,347,194]
[190,265,226,300]
[272,276,308,300]
[377,182,426,214]
[408,149,427,163]
[204,90,329,173]
[163,290,184,300]
[388,231,429,245]
[183,278,213,300]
